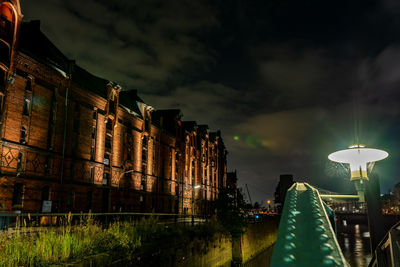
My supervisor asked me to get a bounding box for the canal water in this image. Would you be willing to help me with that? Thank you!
[337,223,372,267]
[245,223,371,267]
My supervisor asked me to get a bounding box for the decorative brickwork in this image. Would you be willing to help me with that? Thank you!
[0,0,227,215]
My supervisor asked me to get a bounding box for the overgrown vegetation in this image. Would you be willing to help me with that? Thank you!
[216,187,248,238]
[0,213,223,266]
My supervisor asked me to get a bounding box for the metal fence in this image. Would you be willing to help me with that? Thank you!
[0,212,209,231]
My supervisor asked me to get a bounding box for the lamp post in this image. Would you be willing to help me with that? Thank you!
[192,184,201,225]
[328,144,389,252]
[328,144,388,202]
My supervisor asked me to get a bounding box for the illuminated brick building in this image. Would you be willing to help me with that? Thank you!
[0,0,227,214]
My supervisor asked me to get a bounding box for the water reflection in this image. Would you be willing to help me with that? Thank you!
[337,223,371,267]
[245,223,371,266]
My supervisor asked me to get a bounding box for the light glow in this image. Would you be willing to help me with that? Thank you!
[328,146,388,180]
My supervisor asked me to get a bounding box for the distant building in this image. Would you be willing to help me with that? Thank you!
[227,170,238,190]
[0,0,227,215]
[274,174,294,213]
[394,182,400,204]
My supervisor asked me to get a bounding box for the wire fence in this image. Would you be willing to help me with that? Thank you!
[0,212,209,231]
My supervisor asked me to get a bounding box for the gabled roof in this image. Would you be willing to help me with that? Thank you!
[72,65,109,98]
[209,132,217,142]
[152,109,182,132]
[197,124,209,135]
[183,121,197,132]
[209,130,225,149]
[119,90,144,118]
[19,21,71,75]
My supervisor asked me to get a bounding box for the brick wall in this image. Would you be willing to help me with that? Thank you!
[0,0,228,215]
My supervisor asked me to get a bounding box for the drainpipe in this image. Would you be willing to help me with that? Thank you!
[59,62,73,212]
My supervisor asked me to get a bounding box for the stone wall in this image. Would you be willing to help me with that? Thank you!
[241,216,279,263]
[60,217,280,267]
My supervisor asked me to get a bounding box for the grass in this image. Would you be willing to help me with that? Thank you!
[0,214,223,266]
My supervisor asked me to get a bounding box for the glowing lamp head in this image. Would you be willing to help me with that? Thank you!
[328,145,388,181]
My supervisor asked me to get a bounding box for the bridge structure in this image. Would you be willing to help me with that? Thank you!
[271,182,347,266]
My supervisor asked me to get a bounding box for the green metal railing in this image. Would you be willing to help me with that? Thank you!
[271,183,347,266]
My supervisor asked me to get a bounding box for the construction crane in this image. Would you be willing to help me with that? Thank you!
[245,184,252,207]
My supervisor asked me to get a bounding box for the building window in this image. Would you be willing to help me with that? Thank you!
[20,126,26,143]
[142,136,148,173]
[106,120,113,131]
[90,146,95,161]
[105,135,112,149]
[89,167,94,182]
[12,183,23,206]
[67,190,74,211]
[86,191,92,211]
[0,4,14,57]
[45,156,51,175]
[103,172,110,185]
[17,152,23,171]
[152,141,156,175]
[41,186,50,201]
[23,99,30,115]
[141,177,146,191]
[26,78,32,91]
[104,153,110,166]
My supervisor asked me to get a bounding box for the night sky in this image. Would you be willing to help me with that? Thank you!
[21,0,400,205]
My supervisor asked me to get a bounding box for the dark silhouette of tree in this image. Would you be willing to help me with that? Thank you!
[216,187,247,238]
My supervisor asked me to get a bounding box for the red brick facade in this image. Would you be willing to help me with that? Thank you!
[0,0,227,215]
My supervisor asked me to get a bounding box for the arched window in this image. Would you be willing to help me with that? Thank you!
[0,4,14,41]
[0,4,15,65]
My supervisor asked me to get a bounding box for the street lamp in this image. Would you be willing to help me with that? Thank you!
[328,144,388,202]
[192,184,202,224]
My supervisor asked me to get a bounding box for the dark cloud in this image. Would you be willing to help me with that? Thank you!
[20,0,400,204]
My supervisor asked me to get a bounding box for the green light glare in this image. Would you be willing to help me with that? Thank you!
[234,136,240,141]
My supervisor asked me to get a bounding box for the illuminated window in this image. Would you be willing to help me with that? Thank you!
[103,154,110,166]
[91,126,96,139]
[23,99,30,115]
[0,4,14,63]
[89,167,94,182]
[103,172,110,185]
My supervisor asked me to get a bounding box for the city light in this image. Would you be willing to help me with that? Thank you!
[328,145,388,181]
[328,144,388,202]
